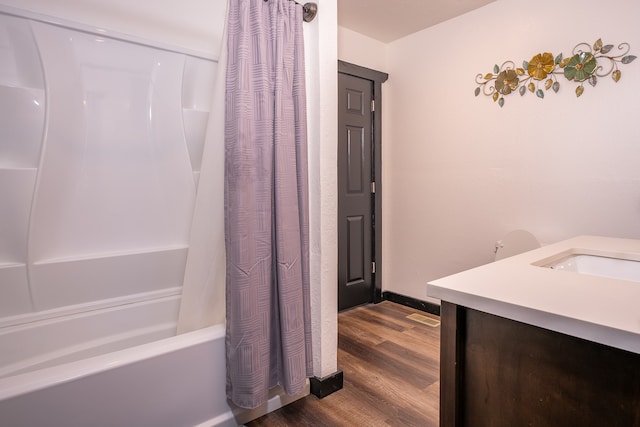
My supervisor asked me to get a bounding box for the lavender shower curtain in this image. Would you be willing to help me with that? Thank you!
[224,0,313,409]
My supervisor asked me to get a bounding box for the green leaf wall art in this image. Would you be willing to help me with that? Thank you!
[475,38,636,107]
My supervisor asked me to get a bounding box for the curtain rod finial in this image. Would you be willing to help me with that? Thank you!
[303,2,317,22]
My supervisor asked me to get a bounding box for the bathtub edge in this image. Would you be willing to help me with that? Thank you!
[0,323,225,400]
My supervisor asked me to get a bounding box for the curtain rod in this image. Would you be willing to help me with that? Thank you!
[263,0,318,22]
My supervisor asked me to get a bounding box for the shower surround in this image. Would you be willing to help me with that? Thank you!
[0,6,273,426]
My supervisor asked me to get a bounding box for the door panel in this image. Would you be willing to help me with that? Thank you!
[338,73,373,311]
[347,215,364,284]
[347,126,364,193]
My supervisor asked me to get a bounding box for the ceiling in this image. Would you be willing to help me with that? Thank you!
[337,0,496,43]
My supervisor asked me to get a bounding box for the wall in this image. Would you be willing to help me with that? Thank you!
[383,0,640,303]
[308,1,339,379]
[338,26,388,72]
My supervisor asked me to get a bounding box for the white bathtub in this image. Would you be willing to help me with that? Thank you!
[0,325,230,426]
[0,292,183,379]
[0,297,307,427]
[0,291,239,427]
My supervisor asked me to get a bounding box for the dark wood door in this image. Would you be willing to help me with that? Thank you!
[338,72,374,311]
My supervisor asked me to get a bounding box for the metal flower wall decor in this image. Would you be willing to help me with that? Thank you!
[475,38,636,107]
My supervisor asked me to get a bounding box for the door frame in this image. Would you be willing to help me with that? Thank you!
[337,60,388,304]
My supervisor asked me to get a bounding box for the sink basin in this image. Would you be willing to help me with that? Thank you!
[536,251,640,283]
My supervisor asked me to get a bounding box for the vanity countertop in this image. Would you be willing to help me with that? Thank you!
[427,235,640,354]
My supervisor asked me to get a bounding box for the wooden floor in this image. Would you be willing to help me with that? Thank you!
[247,301,441,426]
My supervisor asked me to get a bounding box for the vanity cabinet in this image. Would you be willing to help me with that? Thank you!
[439,301,640,427]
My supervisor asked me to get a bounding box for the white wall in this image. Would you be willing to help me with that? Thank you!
[338,26,387,72]
[383,0,640,303]
[307,0,339,379]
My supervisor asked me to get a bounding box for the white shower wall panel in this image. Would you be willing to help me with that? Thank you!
[0,266,31,317]
[29,249,188,311]
[182,55,217,112]
[0,7,215,320]
[0,13,45,285]
[0,168,33,316]
[0,14,44,90]
[182,55,217,182]
[0,169,36,265]
[0,12,45,318]
[28,21,196,261]
[0,86,45,168]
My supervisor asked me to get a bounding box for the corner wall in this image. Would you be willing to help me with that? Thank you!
[308,0,339,380]
[384,0,640,303]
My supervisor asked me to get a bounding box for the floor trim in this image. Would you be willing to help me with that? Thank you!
[382,291,441,316]
[310,370,343,399]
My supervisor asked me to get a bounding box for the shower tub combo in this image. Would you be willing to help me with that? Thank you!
[0,6,299,426]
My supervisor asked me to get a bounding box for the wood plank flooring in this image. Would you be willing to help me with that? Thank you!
[247,301,441,426]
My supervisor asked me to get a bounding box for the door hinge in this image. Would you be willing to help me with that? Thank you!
[371,182,376,194]
[372,261,376,274]
[371,99,375,112]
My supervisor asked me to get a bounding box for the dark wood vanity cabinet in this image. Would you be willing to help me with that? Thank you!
[439,301,640,427]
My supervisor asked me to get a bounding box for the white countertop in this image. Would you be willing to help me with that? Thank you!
[427,235,640,354]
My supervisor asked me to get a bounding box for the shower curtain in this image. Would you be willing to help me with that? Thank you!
[224,0,313,409]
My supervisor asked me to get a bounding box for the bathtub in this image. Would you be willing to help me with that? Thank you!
[0,294,240,426]
[0,298,306,427]
[0,323,235,426]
